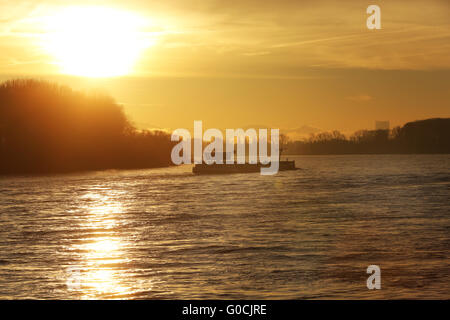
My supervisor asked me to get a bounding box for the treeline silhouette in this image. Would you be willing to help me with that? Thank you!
[0,79,174,174]
[284,118,450,155]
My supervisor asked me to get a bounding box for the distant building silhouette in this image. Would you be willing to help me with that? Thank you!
[375,121,390,130]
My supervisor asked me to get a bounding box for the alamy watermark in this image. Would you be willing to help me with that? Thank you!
[170,121,280,175]
[367,5,381,30]
[367,265,381,290]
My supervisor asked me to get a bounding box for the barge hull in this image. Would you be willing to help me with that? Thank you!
[193,161,296,175]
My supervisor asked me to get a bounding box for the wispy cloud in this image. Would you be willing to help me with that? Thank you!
[346,94,373,102]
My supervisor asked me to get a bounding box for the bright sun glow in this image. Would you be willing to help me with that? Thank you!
[43,7,152,77]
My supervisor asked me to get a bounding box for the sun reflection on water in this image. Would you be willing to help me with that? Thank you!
[66,189,133,299]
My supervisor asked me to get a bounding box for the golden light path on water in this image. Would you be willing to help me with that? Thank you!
[66,188,148,299]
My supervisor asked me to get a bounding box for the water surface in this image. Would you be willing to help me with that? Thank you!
[0,155,449,299]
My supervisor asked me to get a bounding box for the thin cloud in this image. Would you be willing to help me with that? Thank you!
[346,94,373,102]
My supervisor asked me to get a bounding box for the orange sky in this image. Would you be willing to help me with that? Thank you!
[0,0,449,138]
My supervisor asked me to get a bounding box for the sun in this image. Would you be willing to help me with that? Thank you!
[43,7,152,78]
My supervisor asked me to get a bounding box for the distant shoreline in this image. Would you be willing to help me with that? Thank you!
[1,80,448,175]
[0,163,174,177]
[283,118,450,155]
[284,152,450,156]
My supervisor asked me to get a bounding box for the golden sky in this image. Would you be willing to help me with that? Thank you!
[0,0,449,137]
